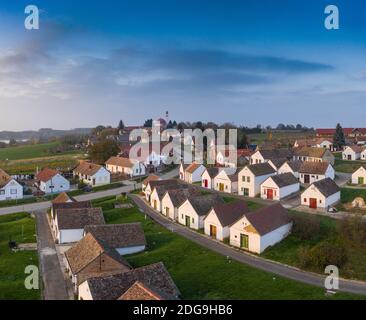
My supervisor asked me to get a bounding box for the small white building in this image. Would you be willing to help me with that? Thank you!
[260,173,300,201]
[301,178,340,209]
[361,149,366,161]
[293,147,335,165]
[178,194,223,230]
[238,163,276,197]
[204,201,250,241]
[105,156,145,177]
[201,167,220,189]
[278,160,303,179]
[179,163,188,180]
[0,169,23,201]
[73,162,111,186]
[142,174,160,193]
[36,168,70,194]
[250,149,293,165]
[351,166,366,185]
[267,158,287,172]
[342,145,364,161]
[229,203,292,254]
[183,163,206,184]
[144,179,177,202]
[299,161,335,184]
[213,167,239,193]
[53,207,105,244]
[150,183,188,212]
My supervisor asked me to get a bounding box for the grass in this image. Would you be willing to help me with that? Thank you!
[222,195,263,211]
[262,210,366,281]
[0,213,40,300]
[340,188,366,204]
[248,131,315,146]
[95,196,363,300]
[334,159,365,173]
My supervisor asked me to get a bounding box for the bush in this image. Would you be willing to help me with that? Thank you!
[292,215,321,241]
[338,216,366,248]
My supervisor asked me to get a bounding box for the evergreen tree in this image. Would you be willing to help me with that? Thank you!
[333,123,345,150]
[117,120,125,130]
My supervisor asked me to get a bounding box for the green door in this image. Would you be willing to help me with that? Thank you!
[185,216,191,227]
[358,177,364,185]
[240,234,249,249]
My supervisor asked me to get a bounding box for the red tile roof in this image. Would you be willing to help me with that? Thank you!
[36,168,59,183]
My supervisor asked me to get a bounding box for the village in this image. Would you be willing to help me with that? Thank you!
[1,119,366,300]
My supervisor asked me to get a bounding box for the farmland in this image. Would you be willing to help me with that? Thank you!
[247,131,316,146]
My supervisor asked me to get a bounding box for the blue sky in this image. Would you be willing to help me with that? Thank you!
[0,0,365,130]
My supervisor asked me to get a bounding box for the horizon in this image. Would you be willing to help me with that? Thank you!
[1,1,366,130]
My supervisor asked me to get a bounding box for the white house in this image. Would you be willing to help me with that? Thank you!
[342,145,364,161]
[229,203,292,254]
[150,183,188,212]
[73,162,111,186]
[51,200,92,225]
[260,173,300,201]
[161,188,199,221]
[105,156,145,177]
[250,149,293,165]
[361,149,366,161]
[178,194,223,230]
[299,161,335,184]
[179,163,188,180]
[213,167,239,193]
[238,163,276,197]
[267,158,287,172]
[144,179,177,202]
[278,160,303,179]
[204,201,250,241]
[293,147,335,165]
[36,168,70,194]
[84,223,146,255]
[183,163,206,184]
[201,167,220,189]
[0,169,23,201]
[301,178,340,209]
[53,207,105,244]
[142,174,160,193]
[351,166,366,185]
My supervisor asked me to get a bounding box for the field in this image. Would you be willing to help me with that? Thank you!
[0,213,40,300]
[334,159,365,173]
[247,131,315,146]
[263,210,366,281]
[93,196,363,300]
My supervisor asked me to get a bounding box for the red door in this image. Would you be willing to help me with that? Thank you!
[267,189,273,200]
[204,179,208,188]
[310,198,317,209]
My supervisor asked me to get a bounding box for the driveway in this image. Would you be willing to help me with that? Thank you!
[35,211,70,300]
[130,194,366,296]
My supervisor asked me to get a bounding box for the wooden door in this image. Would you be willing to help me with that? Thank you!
[204,179,208,188]
[309,198,317,209]
[219,183,224,192]
[153,200,157,210]
[267,189,274,200]
[358,177,364,185]
[240,234,249,249]
[210,225,217,238]
[185,216,191,227]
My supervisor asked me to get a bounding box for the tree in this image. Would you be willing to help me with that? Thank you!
[143,119,153,128]
[237,127,248,149]
[89,139,120,164]
[292,215,321,241]
[117,120,125,130]
[92,125,106,136]
[333,123,346,150]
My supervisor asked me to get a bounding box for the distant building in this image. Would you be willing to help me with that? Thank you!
[36,168,70,194]
[73,162,111,186]
[0,168,23,201]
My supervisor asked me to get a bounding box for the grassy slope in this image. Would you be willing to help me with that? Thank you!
[0,213,40,300]
[0,142,62,160]
[263,210,366,281]
[95,196,363,300]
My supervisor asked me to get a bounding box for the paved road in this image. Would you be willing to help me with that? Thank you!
[130,194,366,296]
[0,168,179,216]
[35,211,70,300]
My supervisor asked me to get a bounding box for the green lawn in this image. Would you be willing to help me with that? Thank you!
[334,159,365,173]
[94,196,363,300]
[0,213,40,300]
[263,210,366,282]
[340,188,366,204]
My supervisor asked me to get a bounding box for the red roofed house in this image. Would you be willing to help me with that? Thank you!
[183,163,206,183]
[36,168,70,194]
[105,156,146,177]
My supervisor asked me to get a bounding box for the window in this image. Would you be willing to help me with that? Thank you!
[247,177,250,183]
[304,198,307,203]
[10,189,17,195]
[242,176,245,182]
[181,214,184,219]
[192,218,195,224]
[225,185,228,190]
[0,190,5,195]
[244,188,249,196]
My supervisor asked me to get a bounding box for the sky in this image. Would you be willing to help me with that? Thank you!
[0,0,366,131]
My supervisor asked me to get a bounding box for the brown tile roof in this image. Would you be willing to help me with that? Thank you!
[36,168,59,182]
[52,192,76,204]
[185,163,202,174]
[0,168,11,188]
[245,203,292,236]
[153,184,189,201]
[74,162,103,176]
[268,158,287,169]
[269,173,299,188]
[84,223,146,248]
[246,163,276,176]
[299,161,331,175]
[294,147,327,158]
[186,194,224,216]
[56,208,105,230]
[203,167,220,178]
[52,200,92,213]
[105,156,135,168]
[142,174,160,186]
[147,179,179,190]
[85,262,180,300]
[65,233,131,275]
[258,149,294,160]
[118,281,165,300]
[164,188,200,207]
[283,160,303,172]
[312,178,340,197]
[237,149,254,157]
[348,145,365,153]
[209,201,251,227]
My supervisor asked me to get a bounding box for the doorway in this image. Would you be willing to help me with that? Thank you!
[267,189,274,200]
[240,234,249,249]
[309,198,317,209]
[304,175,310,184]
[185,216,191,227]
[210,225,217,239]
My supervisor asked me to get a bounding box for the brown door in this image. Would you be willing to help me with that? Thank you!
[154,200,157,210]
[219,183,224,192]
[267,189,274,200]
[304,175,310,184]
[348,155,352,160]
[210,225,217,238]
[310,198,317,209]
